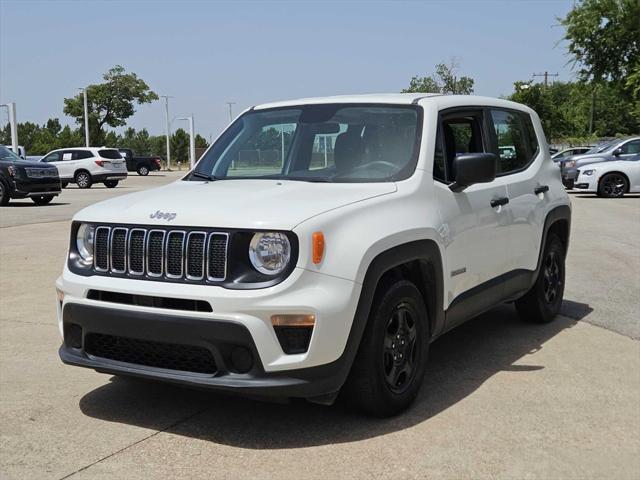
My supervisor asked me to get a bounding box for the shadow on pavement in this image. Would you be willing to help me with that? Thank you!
[3,201,70,207]
[79,303,580,449]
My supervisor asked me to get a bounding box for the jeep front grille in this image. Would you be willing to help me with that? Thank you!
[92,226,228,283]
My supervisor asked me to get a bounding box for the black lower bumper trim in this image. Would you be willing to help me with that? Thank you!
[60,303,346,398]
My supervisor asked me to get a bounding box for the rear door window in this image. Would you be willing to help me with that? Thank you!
[73,150,94,160]
[489,109,532,174]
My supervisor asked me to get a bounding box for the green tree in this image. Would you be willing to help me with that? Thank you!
[63,65,158,146]
[402,61,474,94]
[171,128,190,165]
[561,0,639,89]
[195,134,209,149]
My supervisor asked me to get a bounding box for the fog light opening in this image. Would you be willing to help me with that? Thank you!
[64,323,83,349]
[230,346,253,373]
[271,314,315,355]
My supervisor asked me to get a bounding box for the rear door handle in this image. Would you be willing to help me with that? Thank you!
[490,197,509,208]
[534,185,549,195]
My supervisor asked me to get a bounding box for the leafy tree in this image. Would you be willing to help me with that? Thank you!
[63,65,158,146]
[171,128,190,165]
[561,0,639,90]
[45,118,62,137]
[195,134,209,149]
[402,61,474,94]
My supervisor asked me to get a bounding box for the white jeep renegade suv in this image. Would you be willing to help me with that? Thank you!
[57,94,571,416]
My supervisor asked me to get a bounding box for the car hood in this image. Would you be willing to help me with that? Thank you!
[74,179,397,230]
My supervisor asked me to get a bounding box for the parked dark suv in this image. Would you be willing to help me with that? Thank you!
[0,145,61,206]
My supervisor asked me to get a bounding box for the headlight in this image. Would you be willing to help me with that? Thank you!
[565,160,577,168]
[249,232,291,275]
[76,223,95,264]
[582,169,595,176]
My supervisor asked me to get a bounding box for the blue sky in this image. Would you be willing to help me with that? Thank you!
[1,0,575,140]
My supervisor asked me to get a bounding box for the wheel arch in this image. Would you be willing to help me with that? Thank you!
[74,168,92,179]
[532,205,571,287]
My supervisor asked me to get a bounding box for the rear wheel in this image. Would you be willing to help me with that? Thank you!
[343,280,429,417]
[75,171,92,189]
[597,173,628,198]
[31,195,54,205]
[515,233,565,323]
[103,180,119,188]
[0,179,10,206]
[137,165,150,176]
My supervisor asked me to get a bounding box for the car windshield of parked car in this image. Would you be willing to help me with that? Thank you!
[0,145,28,162]
[189,104,421,183]
[585,141,615,154]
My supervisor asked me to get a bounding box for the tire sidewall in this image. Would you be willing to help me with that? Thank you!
[533,235,565,321]
[138,165,149,176]
[355,280,430,415]
[0,178,9,206]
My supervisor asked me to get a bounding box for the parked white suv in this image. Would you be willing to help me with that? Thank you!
[40,147,127,188]
[56,94,571,416]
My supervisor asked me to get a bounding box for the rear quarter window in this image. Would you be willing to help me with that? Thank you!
[98,149,123,159]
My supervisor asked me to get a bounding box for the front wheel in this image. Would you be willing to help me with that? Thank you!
[515,233,565,323]
[343,280,429,417]
[31,195,54,205]
[598,173,628,198]
[103,180,119,188]
[75,171,92,189]
[137,165,150,176]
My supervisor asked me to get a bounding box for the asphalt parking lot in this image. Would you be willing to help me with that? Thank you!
[0,174,638,479]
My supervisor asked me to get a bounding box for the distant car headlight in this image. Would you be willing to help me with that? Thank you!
[565,160,577,168]
[76,223,95,264]
[582,169,595,176]
[249,232,291,275]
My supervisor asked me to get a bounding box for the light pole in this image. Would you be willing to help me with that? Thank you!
[226,102,235,123]
[0,102,18,155]
[175,115,196,169]
[160,95,174,170]
[78,87,89,147]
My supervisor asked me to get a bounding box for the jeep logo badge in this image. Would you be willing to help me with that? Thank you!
[149,210,177,221]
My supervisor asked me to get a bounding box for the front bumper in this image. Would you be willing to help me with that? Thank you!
[11,178,61,198]
[562,168,579,189]
[56,266,362,398]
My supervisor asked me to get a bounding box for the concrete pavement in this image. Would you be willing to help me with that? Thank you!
[1,175,638,479]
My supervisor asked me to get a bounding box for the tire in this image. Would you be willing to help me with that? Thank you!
[0,179,10,206]
[103,180,119,188]
[343,280,429,417]
[597,172,628,198]
[137,165,150,176]
[74,171,92,189]
[61,182,69,189]
[515,233,565,323]
[31,195,54,205]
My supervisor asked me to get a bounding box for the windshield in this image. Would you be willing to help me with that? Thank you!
[0,145,27,162]
[586,141,615,154]
[189,104,421,183]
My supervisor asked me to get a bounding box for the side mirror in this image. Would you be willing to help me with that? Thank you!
[449,153,497,193]
[613,148,623,156]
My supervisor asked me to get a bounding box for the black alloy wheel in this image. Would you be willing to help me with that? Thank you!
[383,303,419,394]
[598,173,628,198]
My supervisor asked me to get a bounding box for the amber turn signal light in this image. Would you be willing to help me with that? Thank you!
[271,314,316,327]
[312,231,325,264]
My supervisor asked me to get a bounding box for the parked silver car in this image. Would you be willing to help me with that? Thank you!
[561,137,640,188]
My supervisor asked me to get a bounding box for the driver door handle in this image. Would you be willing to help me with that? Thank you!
[534,185,549,195]
[490,197,509,208]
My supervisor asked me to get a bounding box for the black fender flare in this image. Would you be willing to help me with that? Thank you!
[530,204,571,289]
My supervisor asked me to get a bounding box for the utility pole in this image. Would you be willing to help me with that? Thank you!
[226,102,236,123]
[589,86,597,134]
[175,115,196,169]
[160,95,173,170]
[0,102,18,155]
[532,71,559,89]
[78,88,90,147]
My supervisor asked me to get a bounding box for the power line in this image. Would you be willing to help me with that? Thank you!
[532,71,559,88]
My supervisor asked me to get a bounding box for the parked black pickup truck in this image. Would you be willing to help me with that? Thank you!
[0,145,61,205]
[117,148,162,176]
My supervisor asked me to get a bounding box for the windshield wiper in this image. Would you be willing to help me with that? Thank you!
[191,171,217,181]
